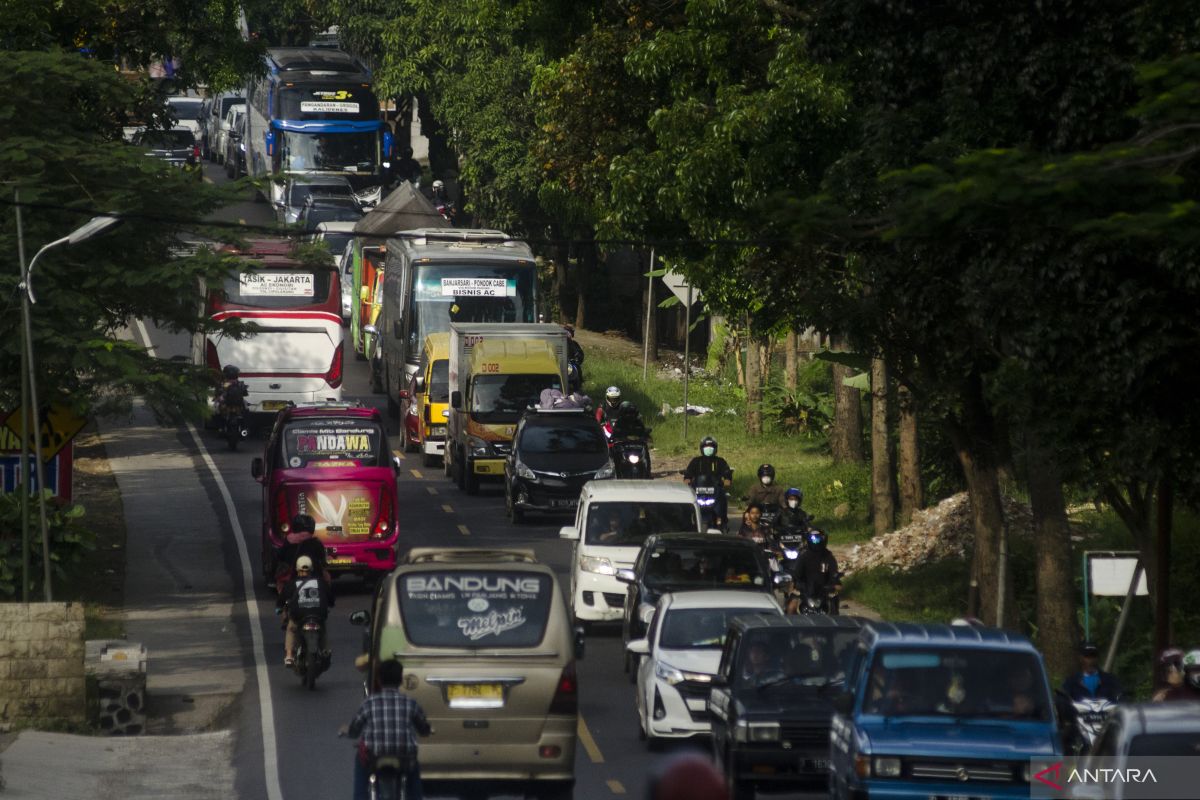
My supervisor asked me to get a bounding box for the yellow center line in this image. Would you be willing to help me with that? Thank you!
[441,504,454,514]
[457,524,470,536]
[606,779,626,795]
[393,450,406,459]
[426,486,438,495]
[410,469,423,479]
[577,716,604,764]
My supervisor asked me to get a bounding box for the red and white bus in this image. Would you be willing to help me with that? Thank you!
[193,239,344,422]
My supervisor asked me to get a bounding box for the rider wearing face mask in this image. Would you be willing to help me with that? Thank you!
[745,463,786,509]
[683,436,732,488]
[777,487,811,535]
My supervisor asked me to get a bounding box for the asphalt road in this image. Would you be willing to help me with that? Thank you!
[143,161,823,800]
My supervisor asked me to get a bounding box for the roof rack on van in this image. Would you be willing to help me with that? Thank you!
[404,548,539,565]
[398,229,517,247]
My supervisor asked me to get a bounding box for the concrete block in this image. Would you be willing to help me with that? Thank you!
[28,604,71,622]
[61,619,86,639]
[0,605,30,622]
[29,638,70,660]
[9,661,47,680]
[47,659,82,679]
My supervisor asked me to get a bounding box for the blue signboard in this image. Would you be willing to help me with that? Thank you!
[1,454,63,496]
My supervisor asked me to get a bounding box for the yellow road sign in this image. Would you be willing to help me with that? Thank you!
[3,404,87,462]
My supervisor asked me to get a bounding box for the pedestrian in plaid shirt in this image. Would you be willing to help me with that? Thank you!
[346,660,431,800]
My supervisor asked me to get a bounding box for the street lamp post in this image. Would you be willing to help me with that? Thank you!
[13,189,120,601]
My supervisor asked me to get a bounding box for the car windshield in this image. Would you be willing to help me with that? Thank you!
[281,129,377,173]
[319,233,354,257]
[643,545,766,590]
[288,181,354,208]
[1127,732,1200,756]
[281,419,385,468]
[585,502,698,546]
[520,423,605,456]
[220,267,333,310]
[304,207,362,230]
[428,359,450,403]
[862,648,1052,721]
[470,374,561,424]
[660,607,770,650]
[736,628,862,689]
[397,570,552,648]
[138,130,194,148]
[168,99,203,120]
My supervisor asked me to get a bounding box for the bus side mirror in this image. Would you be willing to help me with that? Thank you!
[451,391,462,410]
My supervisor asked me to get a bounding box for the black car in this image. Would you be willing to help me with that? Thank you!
[133,128,196,168]
[708,614,867,800]
[280,176,357,224]
[296,195,364,233]
[617,533,789,673]
[505,408,613,523]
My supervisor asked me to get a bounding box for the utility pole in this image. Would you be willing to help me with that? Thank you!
[14,189,31,602]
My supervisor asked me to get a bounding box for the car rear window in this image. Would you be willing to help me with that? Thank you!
[398,571,553,648]
[643,544,767,589]
[586,502,698,545]
[222,267,332,309]
[520,423,606,455]
[282,419,385,467]
[138,130,195,147]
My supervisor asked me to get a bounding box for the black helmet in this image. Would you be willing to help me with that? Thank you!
[757,463,776,480]
[400,146,414,158]
[618,400,637,416]
[700,436,717,455]
[807,529,828,550]
[290,513,316,534]
[222,364,240,379]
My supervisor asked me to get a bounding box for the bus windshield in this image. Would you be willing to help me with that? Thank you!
[408,263,537,358]
[281,130,377,173]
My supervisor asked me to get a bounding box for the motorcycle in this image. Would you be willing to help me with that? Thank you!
[367,755,409,800]
[794,581,841,616]
[435,199,458,226]
[292,612,331,690]
[611,435,652,478]
[1071,697,1117,753]
[213,377,250,451]
[692,472,727,532]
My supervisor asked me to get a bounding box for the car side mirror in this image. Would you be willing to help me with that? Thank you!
[615,568,636,584]
[348,609,371,627]
[833,691,854,715]
[559,526,580,541]
[393,320,403,339]
[251,457,264,480]
[626,639,650,656]
[573,626,586,660]
[442,409,450,418]
[451,391,462,410]
[415,376,425,393]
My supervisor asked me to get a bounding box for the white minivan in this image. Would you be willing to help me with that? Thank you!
[559,480,702,625]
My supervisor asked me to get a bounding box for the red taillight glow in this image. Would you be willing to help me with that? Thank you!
[548,661,577,716]
[205,340,221,374]
[372,489,394,539]
[275,489,291,535]
[192,144,201,159]
[325,342,344,389]
[539,745,561,759]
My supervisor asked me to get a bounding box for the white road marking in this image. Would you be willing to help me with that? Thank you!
[135,319,283,800]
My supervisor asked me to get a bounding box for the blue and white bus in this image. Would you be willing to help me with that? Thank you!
[245,47,394,209]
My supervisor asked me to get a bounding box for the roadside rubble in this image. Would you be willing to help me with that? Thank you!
[841,492,1034,574]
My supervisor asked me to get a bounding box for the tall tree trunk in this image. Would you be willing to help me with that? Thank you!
[733,334,745,387]
[745,333,763,436]
[950,374,1017,628]
[574,239,595,330]
[1026,436,1078,679]
[871,358,894,536]
[897,384,923,525]
[785,330,797,391]
[1155,478,1172,656]
[760,340,772,388]
[643,276,658,362]
[830,335,865,464]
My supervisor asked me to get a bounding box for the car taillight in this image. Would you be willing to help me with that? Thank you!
[275,489,291,535]
[325,342,343,389]
[548,661,577,716]
[206,340,221,373]
[372,489,394,539]
[192,144,201,159]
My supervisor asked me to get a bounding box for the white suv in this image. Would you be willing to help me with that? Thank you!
[559,480,702,625]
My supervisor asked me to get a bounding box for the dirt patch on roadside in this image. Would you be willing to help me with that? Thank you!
[64,428,126,628]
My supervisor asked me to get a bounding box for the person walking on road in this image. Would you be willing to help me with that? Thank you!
[344,659,431,800]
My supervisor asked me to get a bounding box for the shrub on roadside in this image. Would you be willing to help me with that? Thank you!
[0,491,93,600]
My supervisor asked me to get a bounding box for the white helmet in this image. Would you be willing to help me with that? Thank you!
[605,386,621,403]
[432,179,444,190]
[1184,648,1200,690]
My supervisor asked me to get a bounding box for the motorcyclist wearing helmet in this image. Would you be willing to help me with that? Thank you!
[596,386,623,426]
[777,487,811,536]
[393,145,421,184]
[1153,647,1200,702]
[1183,649,1200,693]
[215,363,248,411]
[787,529,840,614]
[610,400,650,440]
[684,436,733,529]
[745,463,786,509]
[1061,641,1122,702]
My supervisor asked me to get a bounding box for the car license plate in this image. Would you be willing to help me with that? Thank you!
[327,557,353,566]
[550,498,577,508]
[261,400,288,411]
[807,759,829,771]
[447,683,503,708]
